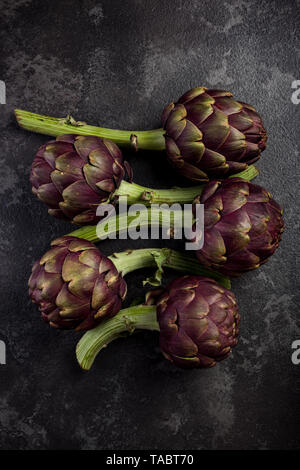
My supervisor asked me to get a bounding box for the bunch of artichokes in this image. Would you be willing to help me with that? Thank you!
[18,85,284,371]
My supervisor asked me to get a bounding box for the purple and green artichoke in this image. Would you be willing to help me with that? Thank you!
[28,236,127,331]
[17,86,266,183]
[30,135,132,225]
[194,178,284,276]
[76,275,239,371]
[156,276,239,368]
[162,87,267,181]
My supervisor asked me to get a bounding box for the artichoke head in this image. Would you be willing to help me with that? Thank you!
[194,178,284,276]
[156,275,239,368]
[30,135,132,225]
[28,236,127,330]
[162,87,267,182]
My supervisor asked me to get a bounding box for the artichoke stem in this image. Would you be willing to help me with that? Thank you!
[70,222,231,287]
[69,208,182,242]
[112,163,259,204]
[108,248,231,288]
[68,218,232,287]
[70,207,186,243]
[113,180,205,204]
[76,305,159,370]
[14,109,166,150]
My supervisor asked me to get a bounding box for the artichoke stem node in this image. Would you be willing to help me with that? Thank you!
[141,190,153,202]
[130,134,138,151]
[123,315,135,334]
[59,114,87,127]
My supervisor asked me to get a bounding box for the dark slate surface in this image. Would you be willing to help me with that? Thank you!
[0,0,299,450]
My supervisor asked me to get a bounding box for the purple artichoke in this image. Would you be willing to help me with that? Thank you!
[30,135,132,225]
[162,87,267,182]
[194,178,284,276]
[28,236,127,330]
[156,276,239,369]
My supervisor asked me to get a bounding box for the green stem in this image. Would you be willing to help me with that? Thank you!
[69,207,184,243]
[108,248,217,278]
[14,110,261,183]
[110,248,231,287]
[108,248,167,276]
[113,164,259,204]
[76,305,159,371]
[70,211,231,286]
[69,211,143,242]
[68,211,230,289]
[14,109,165,151]
[68,230,232,288]
[114,180,205,205]
[70,214,232,286]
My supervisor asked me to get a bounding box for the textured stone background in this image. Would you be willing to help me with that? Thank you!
[0,0,299,450]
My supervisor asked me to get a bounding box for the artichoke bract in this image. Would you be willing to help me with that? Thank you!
[162,87,267,181]
[156,276,239,368]
[29,236,231,331]
[194,178,284,276]
[28,236,127,331]
[76,275,239,371]
[30,135,132,225]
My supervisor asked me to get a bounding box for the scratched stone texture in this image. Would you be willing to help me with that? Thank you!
[0,0,299,450]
